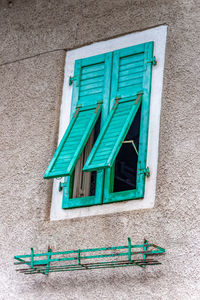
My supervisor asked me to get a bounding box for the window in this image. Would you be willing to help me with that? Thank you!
[47,26,167,219]
[45,42,154,208]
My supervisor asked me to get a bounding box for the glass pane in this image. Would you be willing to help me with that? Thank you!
[72,114,101,198]
[113,105,141,192]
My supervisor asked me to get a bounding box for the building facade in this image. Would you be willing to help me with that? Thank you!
[0,0,199,299]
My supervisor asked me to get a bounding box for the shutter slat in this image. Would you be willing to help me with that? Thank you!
[120,53,144,66]
[81,70,104,80]
[80,76,104,86]
[79,88,103,97]
[80,82,103,91]
[118,84,143,92]
[118,78,143,89]
[119,74,143,84]
[119,67,145,78]
[81,63,104,74]
[120,60,144,71]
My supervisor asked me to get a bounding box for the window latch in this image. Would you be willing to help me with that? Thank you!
[139,167,150,177]
[146,56,157,65]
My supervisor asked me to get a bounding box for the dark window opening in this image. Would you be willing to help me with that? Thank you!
[113,105,141,192]
[72,114,101,198]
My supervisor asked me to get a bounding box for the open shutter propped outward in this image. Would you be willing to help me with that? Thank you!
[44,103,101,179]
[83,94,142,172]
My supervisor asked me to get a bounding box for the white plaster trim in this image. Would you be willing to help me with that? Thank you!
[50,25,167,220]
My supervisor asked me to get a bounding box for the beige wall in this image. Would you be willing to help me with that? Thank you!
[0,0,199,299]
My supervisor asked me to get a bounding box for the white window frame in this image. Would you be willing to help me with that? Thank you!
[50,25,167,220]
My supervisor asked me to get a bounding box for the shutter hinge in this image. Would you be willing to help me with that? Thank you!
[69,76,74,86]
[135,93,142,104]
[139,167,150,177]
[69,75,80,87]
[73,107,81,118]
[112,97,120,110]
[95,102,102,113]
[69,75,79,86]
[59,182,68,192]
[146,56,157,66]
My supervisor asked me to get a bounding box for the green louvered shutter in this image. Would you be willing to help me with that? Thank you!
[83,94,142,172]
[44,52,112,180]
[83,42,154,199]
[44,104,101,178]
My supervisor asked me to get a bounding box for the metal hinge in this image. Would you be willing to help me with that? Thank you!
[69,75,79,86]
[69,76,74,85]
[59,182,68,192]
[139,167,150,177]
[95,101,102,113]
[135,93,142,104]
[112,97,120,110]
[146,56,157,66]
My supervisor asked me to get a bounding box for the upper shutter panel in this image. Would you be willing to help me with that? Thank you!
[71,53,112,116]
[79,61,105,104]
[44,104,101,179]
[83,95,142,172]
[110,43,147,105]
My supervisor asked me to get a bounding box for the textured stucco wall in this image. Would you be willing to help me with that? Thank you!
[0,0,200,299]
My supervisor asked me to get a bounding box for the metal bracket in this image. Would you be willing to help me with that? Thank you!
[146,56,157,66]
[59,182,68,192]
[139,167,150,177]
[121,140,138,156]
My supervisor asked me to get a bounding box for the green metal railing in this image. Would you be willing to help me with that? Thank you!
[14,238,165,275]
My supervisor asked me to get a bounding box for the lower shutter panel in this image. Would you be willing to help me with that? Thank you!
[44,103,101,178]
[83,94,142,172]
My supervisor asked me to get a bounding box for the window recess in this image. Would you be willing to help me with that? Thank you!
[44,41,155,209]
